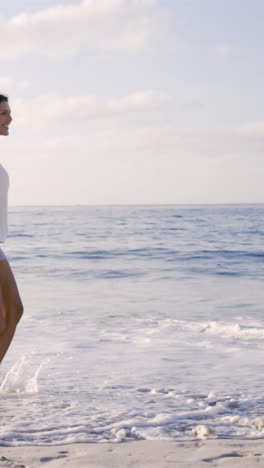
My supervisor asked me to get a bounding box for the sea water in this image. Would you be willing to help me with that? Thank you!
[1,204,264,445]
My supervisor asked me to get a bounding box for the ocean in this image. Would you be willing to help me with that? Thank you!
[1,204,264,445]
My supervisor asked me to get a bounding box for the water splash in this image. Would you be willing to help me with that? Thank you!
[0,355,45,394]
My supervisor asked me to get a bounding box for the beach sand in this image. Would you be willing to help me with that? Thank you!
[0,439,263,468]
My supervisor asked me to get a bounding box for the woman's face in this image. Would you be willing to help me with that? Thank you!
[0,102,12,136]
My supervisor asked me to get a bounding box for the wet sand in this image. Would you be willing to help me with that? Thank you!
[0,439,263,467]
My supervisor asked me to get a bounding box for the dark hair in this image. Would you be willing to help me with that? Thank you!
[0,95,8,102]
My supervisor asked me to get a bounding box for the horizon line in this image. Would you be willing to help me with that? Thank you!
[8,202,264,207]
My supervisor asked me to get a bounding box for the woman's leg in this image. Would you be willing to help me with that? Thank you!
[0,288,7,335]
[0,259,23,363]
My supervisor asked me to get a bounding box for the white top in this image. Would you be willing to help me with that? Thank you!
[0,164,9,242]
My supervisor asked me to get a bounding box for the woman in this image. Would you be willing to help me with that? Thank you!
[0,94,23,363]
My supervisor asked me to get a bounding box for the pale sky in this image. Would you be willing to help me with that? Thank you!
[1,0,264,205]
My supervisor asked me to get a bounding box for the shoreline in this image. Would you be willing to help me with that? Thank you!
[0,439,263,467]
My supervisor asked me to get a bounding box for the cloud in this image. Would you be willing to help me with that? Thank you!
[237,121,264,137]
[0,75,30,95]
[68,124,261,160]
[214,44,233,57]
[12,90,170,126]
[3,120,264,204]
[0,0,164,58]
[7,121,260,162]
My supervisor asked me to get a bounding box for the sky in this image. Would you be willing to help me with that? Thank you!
[0,0,264,205]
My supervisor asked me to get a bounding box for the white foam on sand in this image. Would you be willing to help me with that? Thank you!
[1,317,264,445]
[99,317,264,348]
[156,318,264,341]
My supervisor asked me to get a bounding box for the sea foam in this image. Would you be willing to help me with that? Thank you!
[0,355,44,394]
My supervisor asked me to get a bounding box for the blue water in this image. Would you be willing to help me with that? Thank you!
[1,204,264,444]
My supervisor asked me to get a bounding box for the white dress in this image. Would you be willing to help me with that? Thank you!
[0,164,9,243]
